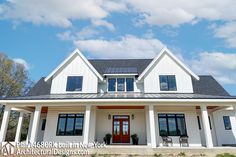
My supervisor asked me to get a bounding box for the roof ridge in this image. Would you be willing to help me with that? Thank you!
[88,58,153,61]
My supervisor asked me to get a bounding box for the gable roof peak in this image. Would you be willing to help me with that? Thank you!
[44,48,103,82]
[138,47,200,81]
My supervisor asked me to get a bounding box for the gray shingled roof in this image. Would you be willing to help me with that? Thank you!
[192,76,229,96]
[3,59,233,100]
[89,59,152,75]
[25,75,231,98]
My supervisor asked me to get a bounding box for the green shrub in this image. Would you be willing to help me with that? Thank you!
[216,153,236,157]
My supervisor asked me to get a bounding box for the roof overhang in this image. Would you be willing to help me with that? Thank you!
[1,98,236,105]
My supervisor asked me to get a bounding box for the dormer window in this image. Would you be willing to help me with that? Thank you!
[159,75,177,91]
[108,77,134,92]
[66,76,83,91]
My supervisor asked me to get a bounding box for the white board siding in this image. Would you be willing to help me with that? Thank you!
[43,106,86,143]
[144,54,193,93]
[50,54,98,94]
[212,109,236,146]
[155,106,201,147]
[95,109,146,144]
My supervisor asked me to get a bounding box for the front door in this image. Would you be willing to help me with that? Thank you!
[112,115,130,143]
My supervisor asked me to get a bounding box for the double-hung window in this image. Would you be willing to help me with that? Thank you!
[159,75,177,91]
[56,114,84,136]
[66,76,83,91]
[158,114,187,136]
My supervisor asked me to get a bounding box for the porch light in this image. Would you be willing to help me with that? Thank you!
[131,114,134,120]
[108,114,111,120]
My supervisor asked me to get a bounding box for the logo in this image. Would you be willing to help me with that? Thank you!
[0,141,15,156]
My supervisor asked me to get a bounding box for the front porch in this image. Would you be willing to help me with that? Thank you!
[0,103,236,148]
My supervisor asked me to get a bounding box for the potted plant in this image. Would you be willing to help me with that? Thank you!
[103,133,112,145]
[131,134,139,145]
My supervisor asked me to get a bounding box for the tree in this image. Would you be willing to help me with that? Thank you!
[0,53,33,141]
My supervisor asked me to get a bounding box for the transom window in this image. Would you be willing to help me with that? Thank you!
[158,114,187,136]
[56,114,84,136]
[159,75,177,91]
[108,78,134,92]
[223,116,231,130]
[66,76,83,91]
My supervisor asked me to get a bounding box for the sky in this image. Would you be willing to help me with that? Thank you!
[0,0,236,95]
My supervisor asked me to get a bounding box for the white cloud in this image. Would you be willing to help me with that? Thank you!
[13,58,30,70]
[74,35,165,58]
[213,22,236,48]
[190,52,236,84]
[126,0,236,26]
[0,0,124,28]
[91,19,115,32]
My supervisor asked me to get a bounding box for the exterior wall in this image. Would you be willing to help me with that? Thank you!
[155,106,201,147]
[50,54,98,94]
[98,76,144,93]
[196,110,218,146]
[144,53,193,93]
[95,109,146,144]
[43,106,86,143]
[37,114,47,142]
[212,108,236,146]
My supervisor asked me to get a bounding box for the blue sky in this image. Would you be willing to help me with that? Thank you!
[0,0,236,95]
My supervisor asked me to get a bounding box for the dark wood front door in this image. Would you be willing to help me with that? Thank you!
[112,115,130,143]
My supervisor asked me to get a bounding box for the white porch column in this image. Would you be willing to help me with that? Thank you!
[201,105,213,148]
[15,112,24,142]
[29,105,41,143]
[145,106,151,146]
[83,105,91,144]
[0,106,11,142]
[148,104,157,148]
[26,113,34,143]
[233,106,236,121]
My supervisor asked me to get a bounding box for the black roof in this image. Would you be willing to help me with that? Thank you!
[192,76,229,96]
[89,59,152,75]
[23,75,232,99]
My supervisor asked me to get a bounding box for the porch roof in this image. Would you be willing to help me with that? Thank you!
[3,93,236,100]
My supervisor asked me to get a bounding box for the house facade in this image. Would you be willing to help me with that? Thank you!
[0,48,236,148]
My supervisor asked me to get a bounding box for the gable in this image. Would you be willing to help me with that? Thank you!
[138,48,199,81]
[143,51,194,93]
[44,49,103,82]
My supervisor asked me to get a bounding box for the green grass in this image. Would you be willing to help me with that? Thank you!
[216,153,236,157]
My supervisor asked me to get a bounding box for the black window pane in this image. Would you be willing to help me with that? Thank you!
[208,116,212,130]
[177,118,187,136]
[168,76,177,91]
[168,118,177,136]
[57,117,66,135]
[223,116,231,130]
[159,117,168,136]
[160,76,168,91]
[66,76,83,91]
[108,78,116,91]
[126,78,134,91]
[117,78,125,91]
[75,117,84,135]
[158,113,187,136]
[159,75,177,91]
[197,116,201,130]
[65,117,75,135]
[41,119,46,131]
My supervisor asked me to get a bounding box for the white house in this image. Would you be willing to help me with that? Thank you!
[0,48,236,148]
